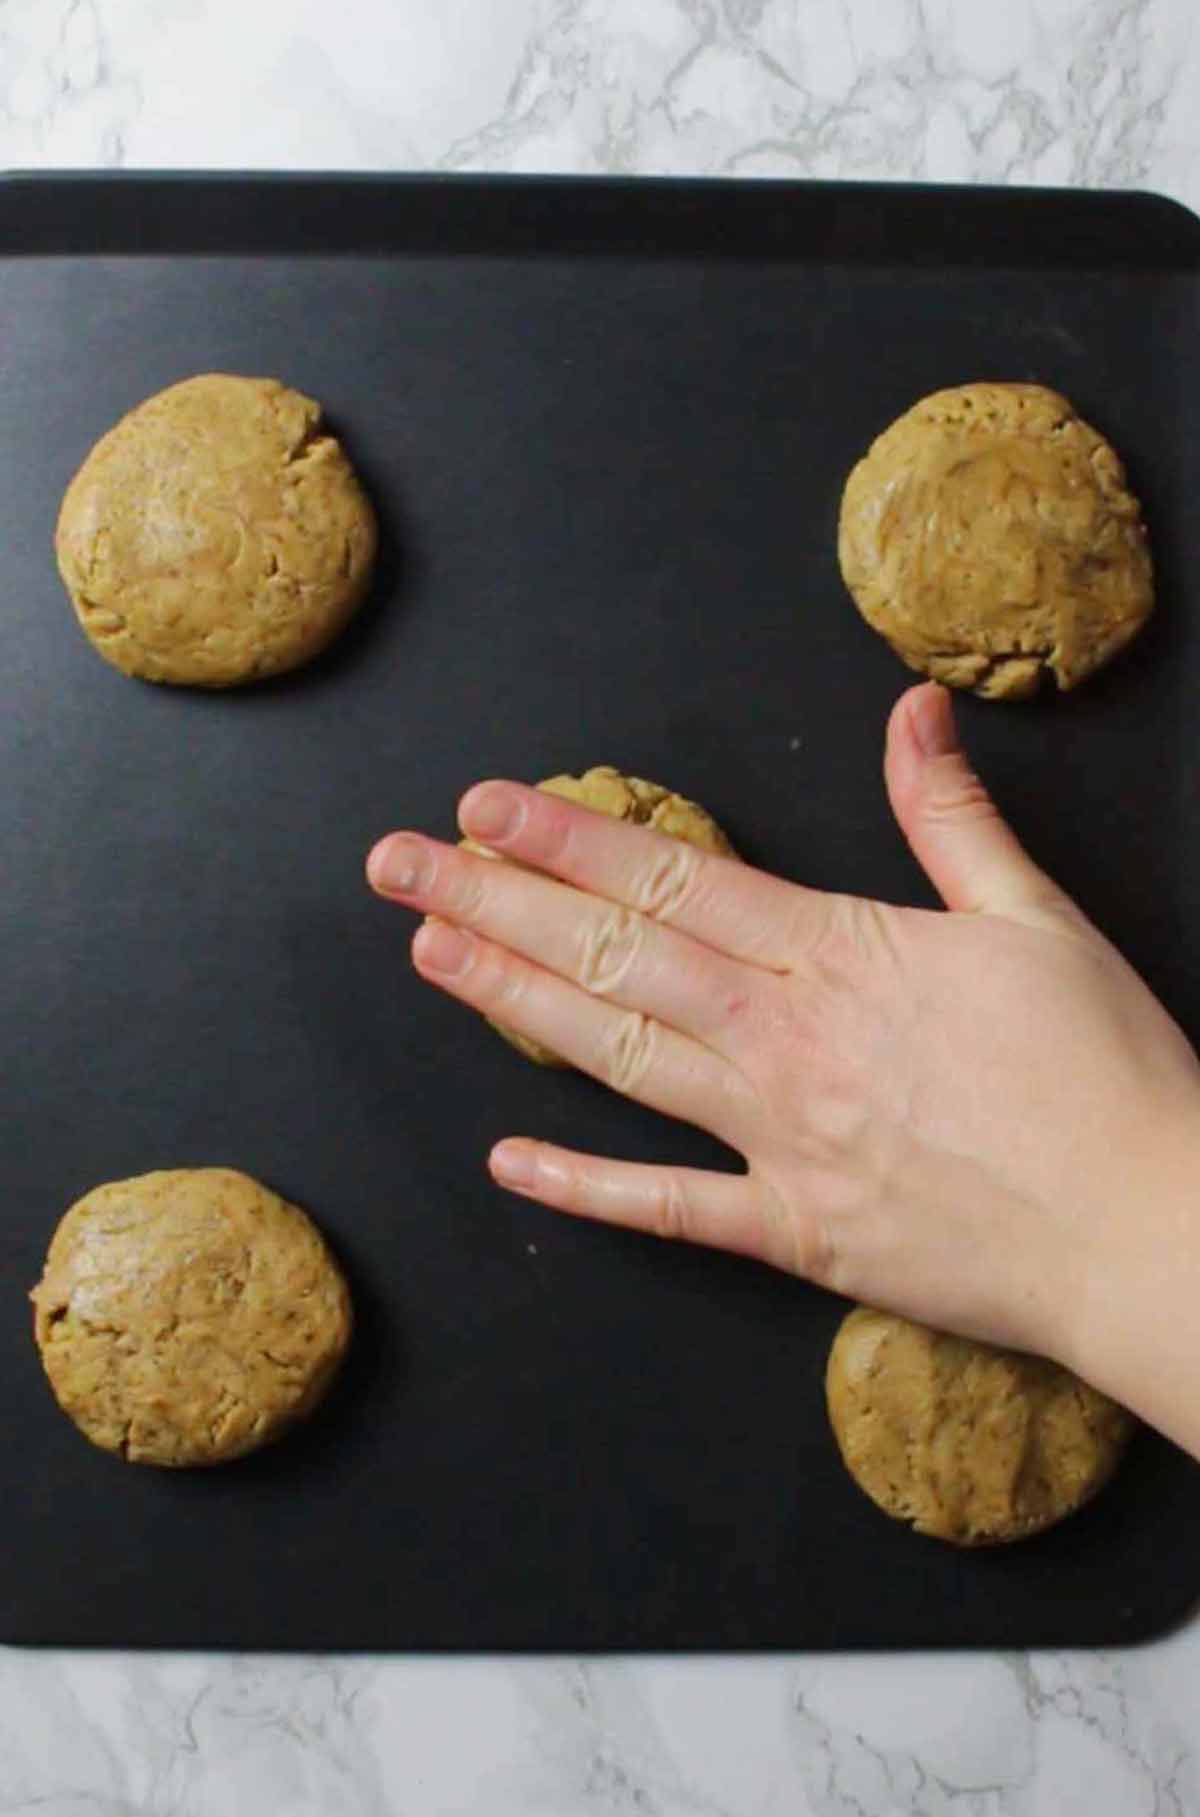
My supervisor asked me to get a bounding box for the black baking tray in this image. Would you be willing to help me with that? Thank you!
[3,172,1199,1652]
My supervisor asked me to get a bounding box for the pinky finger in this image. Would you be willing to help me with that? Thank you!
[488,1138,767,1264]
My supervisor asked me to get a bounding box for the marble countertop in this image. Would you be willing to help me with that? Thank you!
[3,2,1199,1811]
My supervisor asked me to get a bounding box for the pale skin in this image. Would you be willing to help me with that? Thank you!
[367,681,1200,1460]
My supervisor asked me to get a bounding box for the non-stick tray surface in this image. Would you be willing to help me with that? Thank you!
[2,173,1198,1649]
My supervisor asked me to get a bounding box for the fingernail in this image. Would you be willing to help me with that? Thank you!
[910,684,958,759]
[369,835,435,897]
[490,1140,538,1189]
[461,783,525,845]
[414,919,474,977]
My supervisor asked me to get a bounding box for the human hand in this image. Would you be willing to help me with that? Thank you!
[367,684,1200,1445]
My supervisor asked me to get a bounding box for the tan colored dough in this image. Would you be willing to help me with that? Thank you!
[56,374,377,686]
[825,1306,1134,1545]
[463,765,736,1067]
[31,1168,353,1467]
[837,382,1153,700]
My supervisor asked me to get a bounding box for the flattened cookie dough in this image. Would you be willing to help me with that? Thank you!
[31,1168,352,1467]
[464,765,736,1067]
[56,374,377,686]
[838,382,1153,700]
[825,1306,1134,1545]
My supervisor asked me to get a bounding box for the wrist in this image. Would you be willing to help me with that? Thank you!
[1061,1109,1200,1452]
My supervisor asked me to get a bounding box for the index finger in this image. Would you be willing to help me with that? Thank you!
[457,780,817,972]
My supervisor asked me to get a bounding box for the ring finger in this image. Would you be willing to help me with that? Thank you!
[412,919,753,1142]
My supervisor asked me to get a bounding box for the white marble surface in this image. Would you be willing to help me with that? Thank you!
[3,1,1200,1811]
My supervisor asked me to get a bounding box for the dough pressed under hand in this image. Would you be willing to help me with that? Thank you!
[837,382,1153,700]
[31,1168,353,1467]
[56,373,378,687]
[825,1306,1134,1545]
[463,765,736,1068]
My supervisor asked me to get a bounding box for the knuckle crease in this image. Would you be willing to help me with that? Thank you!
[578,906,645,995]
[604,1010,658,1094]
[633,841,703,923]
[652,1170,690,1243]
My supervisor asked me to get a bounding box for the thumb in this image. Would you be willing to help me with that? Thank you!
[884,682,1075,920]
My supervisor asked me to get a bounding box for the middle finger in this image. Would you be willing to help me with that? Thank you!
[368,832,766,1058]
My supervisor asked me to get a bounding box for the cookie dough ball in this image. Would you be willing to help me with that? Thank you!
[31,1168,353,1467]
[464,766,736,1067]
[56,374,377,686]
[826,1306,1134,1545]
[838,382,1153,700]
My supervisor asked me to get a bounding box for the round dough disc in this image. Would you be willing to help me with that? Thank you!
[463,765,736,1067]
[825,1306,1134,1545]
[56,373,378,687]
[31,1168,353,1467]
[837,382,1153,700]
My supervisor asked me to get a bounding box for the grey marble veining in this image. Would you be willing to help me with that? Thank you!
[2,2,1199,1812]
[1,0,1199,203]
